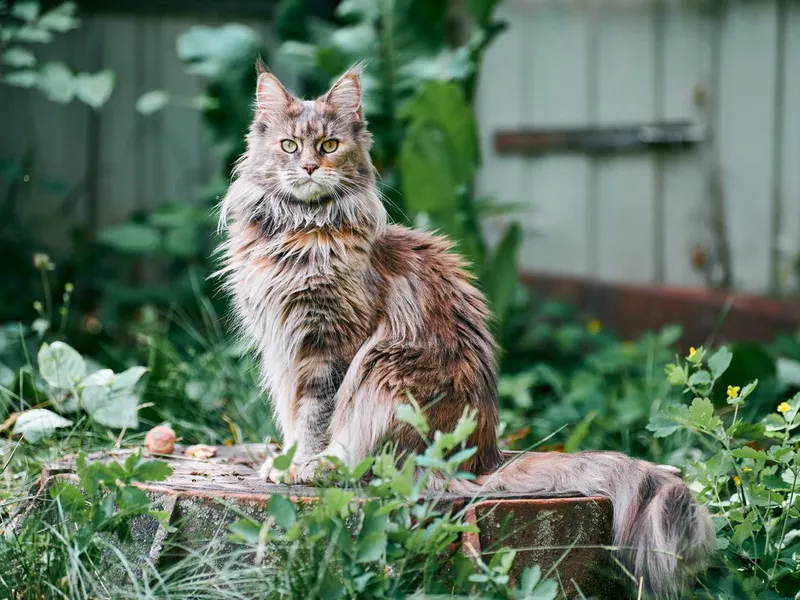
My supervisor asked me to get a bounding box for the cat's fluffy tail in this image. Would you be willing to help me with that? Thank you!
[436,451,713,595]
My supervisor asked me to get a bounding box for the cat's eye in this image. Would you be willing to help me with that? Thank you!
[320,139,339,153]
[281,139,298,153]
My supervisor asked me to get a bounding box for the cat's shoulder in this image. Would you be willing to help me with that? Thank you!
[371,224,470,277]
[376,224,456,255]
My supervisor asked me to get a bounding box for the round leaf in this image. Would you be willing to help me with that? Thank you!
[38,341,86,389]
[1,47,37,68]
[13,408,73,442]
[97,223,161,254]
[136,89,170,115]
[2,70,38,88]
[37,62,74,103]
[74,70,115,108]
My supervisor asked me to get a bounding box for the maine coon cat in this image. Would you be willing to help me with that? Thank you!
[215,63,713,595]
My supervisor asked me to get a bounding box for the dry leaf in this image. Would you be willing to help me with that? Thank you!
[185,444,217,460]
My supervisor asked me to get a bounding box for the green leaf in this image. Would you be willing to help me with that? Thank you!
[14,25,53,43]
[2,69,38,88]
[350,457,374,480]
[657,324,683,347]
[11,1,40,22]
[564,410,596,452]
[37,61,74,103]
[396,399,429,435]
[1,47,36,68]
[12,408,72,441]
[136,89,170,115]
[447,446,477,468]
[708,346,733,380]
[133,460,173,482]
[80,385,139,429]
[268,494,297,530]
[688,397,722,431]
[177,24,262,78]
[400,122,458,214]
[272,444,296,470]
[688,370,711,387]
[113,366,148,390]
[118,486,151,512]
[97,223,161,254]
[229,518,263,544]
[727,421,765,440]
[39,341,86,389]
[664,363,687,386]
[731,447,769,461]
[322,488,353,517]
[80,368,114,388]
[74,71,114,108]
[164,225,201,258]
[51,481,88,521]
[38,2,79,32]
[482,222,522,334]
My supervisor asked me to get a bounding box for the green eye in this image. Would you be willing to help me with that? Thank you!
[281,139,298,153]
[320,139,339,153]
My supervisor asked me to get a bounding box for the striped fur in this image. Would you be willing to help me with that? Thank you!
[215,64,713,595]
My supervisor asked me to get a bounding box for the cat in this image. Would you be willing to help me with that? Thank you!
[215,62,713,595]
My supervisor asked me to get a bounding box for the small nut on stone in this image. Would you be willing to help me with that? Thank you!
[144,425,176,454]
[185,444,217,460]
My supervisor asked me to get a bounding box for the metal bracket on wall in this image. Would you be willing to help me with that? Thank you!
[494,121,707,156]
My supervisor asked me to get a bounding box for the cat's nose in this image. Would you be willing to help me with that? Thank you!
[302,163,319,175]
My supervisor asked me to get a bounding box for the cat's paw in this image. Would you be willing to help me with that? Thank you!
[281,455,337,485]
[258,455,288,484]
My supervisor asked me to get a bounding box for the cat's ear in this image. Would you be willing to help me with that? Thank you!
[323,64,363,120]
[256,68,292,120]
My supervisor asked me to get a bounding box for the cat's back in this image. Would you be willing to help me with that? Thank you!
[372,224,492,336]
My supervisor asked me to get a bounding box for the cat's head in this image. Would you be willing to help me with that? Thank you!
[240,62,374,204]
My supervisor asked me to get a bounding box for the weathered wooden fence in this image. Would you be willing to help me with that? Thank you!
[476,0,800,293]
[2,0,799,294]
[0,12,276,251]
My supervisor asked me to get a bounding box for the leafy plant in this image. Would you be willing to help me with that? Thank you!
[230,404,558,599]
[0,1,114,108]
[1,450,172,599]
[652,346,800,598]
[2,339,147,440]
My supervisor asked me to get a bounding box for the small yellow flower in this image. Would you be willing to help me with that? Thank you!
[733,475,741,485]
[587,319,601,335]
[688,347,697,358]
[777,402,792,414]
[727,386,741,399]
[742,467,752,473]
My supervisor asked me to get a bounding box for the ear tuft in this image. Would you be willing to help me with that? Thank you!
[323,63,365,120]
[256,68,291,120]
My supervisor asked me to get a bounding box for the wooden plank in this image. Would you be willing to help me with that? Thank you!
[159,17,205,206]
[95,15,139,229]
[715,0,778,292]
[138,15,165,212]
[474,3,526,258]
[58,18,93,233]
[517,1,593,276]
[20,22,83,252]
[777,3,800,292]
[593,2,658,283]
[661,2,708,287]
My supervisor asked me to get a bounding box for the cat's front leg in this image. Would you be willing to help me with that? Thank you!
[262,360,343,484]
